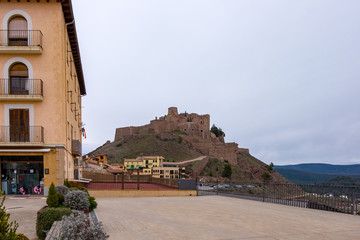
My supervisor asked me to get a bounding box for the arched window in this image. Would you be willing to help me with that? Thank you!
[8,16,28,46]
[9,63,28,95]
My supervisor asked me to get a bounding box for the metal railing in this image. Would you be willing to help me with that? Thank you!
[0,126,44,143]
[0,30,43,47]
[0,79,43,96]
[198,181,360,215]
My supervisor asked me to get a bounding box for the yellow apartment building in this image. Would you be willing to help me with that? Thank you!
[124,159,144,170]
[153,162,186,179]
[0,0,85,195]
[124,156,164,175]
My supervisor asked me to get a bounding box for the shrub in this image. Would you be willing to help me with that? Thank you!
[0,191,19,240]
[58,210,108,240]
[55,185,69,196]
[46,183,59,208]
[262,172,271,182]
[65,190,90,210]
[222,163,232,179]
[209,170,213,177]
[15,233,29,240]
[57,193,65,205]
[89,196,98,211]
[210,124,225,137]
[70,187,89,195]
[63,179,72,188]
[36,207,72,240]
[178,136,182,144]
[116,143,122,147]
[267,162,274,172]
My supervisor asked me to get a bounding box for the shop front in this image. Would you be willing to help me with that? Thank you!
[0,156,44,195]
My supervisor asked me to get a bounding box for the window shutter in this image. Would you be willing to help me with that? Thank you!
[8,16,27,38]
[10,63,28,77]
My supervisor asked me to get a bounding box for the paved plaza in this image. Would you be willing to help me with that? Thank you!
[96,196,360,240]
[3,195,360,240]
[4,196,46,240]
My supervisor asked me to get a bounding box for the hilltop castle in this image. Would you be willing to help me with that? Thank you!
[114,107,249,164]
[115,107,211,141]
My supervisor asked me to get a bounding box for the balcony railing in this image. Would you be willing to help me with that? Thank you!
[0,126,44,143]
[0,79,43,97]
[72,139,82,156]
[0,30,43,47]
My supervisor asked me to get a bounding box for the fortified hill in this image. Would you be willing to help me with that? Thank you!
[115,107,249,165]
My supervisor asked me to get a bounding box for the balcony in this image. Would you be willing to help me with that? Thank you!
[0,79,43,101]
[72,139,82,156]
[0,30,43,54]
[0,126,44,143]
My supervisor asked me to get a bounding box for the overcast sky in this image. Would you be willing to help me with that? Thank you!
[72,0,360,165]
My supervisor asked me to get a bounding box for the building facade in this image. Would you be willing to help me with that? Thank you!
[0,0,85,195]
[124,156,164,175]
[124,156,186,178]
[153,162,186,179]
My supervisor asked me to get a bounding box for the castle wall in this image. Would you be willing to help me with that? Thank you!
[113,107,250,163]
[114,125,150,141]
[114,108,211,141]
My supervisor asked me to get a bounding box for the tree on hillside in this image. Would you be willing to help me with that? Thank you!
[211,124,225,137]
[222,163,232,179]
[262,172,271,182]
[267,162,274,172]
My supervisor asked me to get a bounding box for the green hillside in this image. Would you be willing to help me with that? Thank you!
[275,163,360,175]
[275,168,336,185]
[86,133,201,164]
[275,168,360,185]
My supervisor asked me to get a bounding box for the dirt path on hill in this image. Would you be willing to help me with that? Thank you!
[176,155,207,165]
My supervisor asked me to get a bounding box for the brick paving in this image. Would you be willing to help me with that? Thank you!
[4,195,360,240]
[95,195,360,240]
[4,196,46,240]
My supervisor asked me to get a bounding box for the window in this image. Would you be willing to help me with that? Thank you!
[9,63,28,95]
[9,109,29,142]
[8,16,28,46]
[71,125,73,141]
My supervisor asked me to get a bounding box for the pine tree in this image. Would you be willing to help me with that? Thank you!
[63,179,71,188]
[46,183,59,208]
[222,163,232,179]
[0,191,19,240]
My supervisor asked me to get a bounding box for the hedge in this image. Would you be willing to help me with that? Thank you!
[36,207,72,240]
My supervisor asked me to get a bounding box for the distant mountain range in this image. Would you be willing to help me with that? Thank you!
[274,163,360,185]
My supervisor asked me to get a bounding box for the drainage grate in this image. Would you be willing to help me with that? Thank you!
[7,207,24,210]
